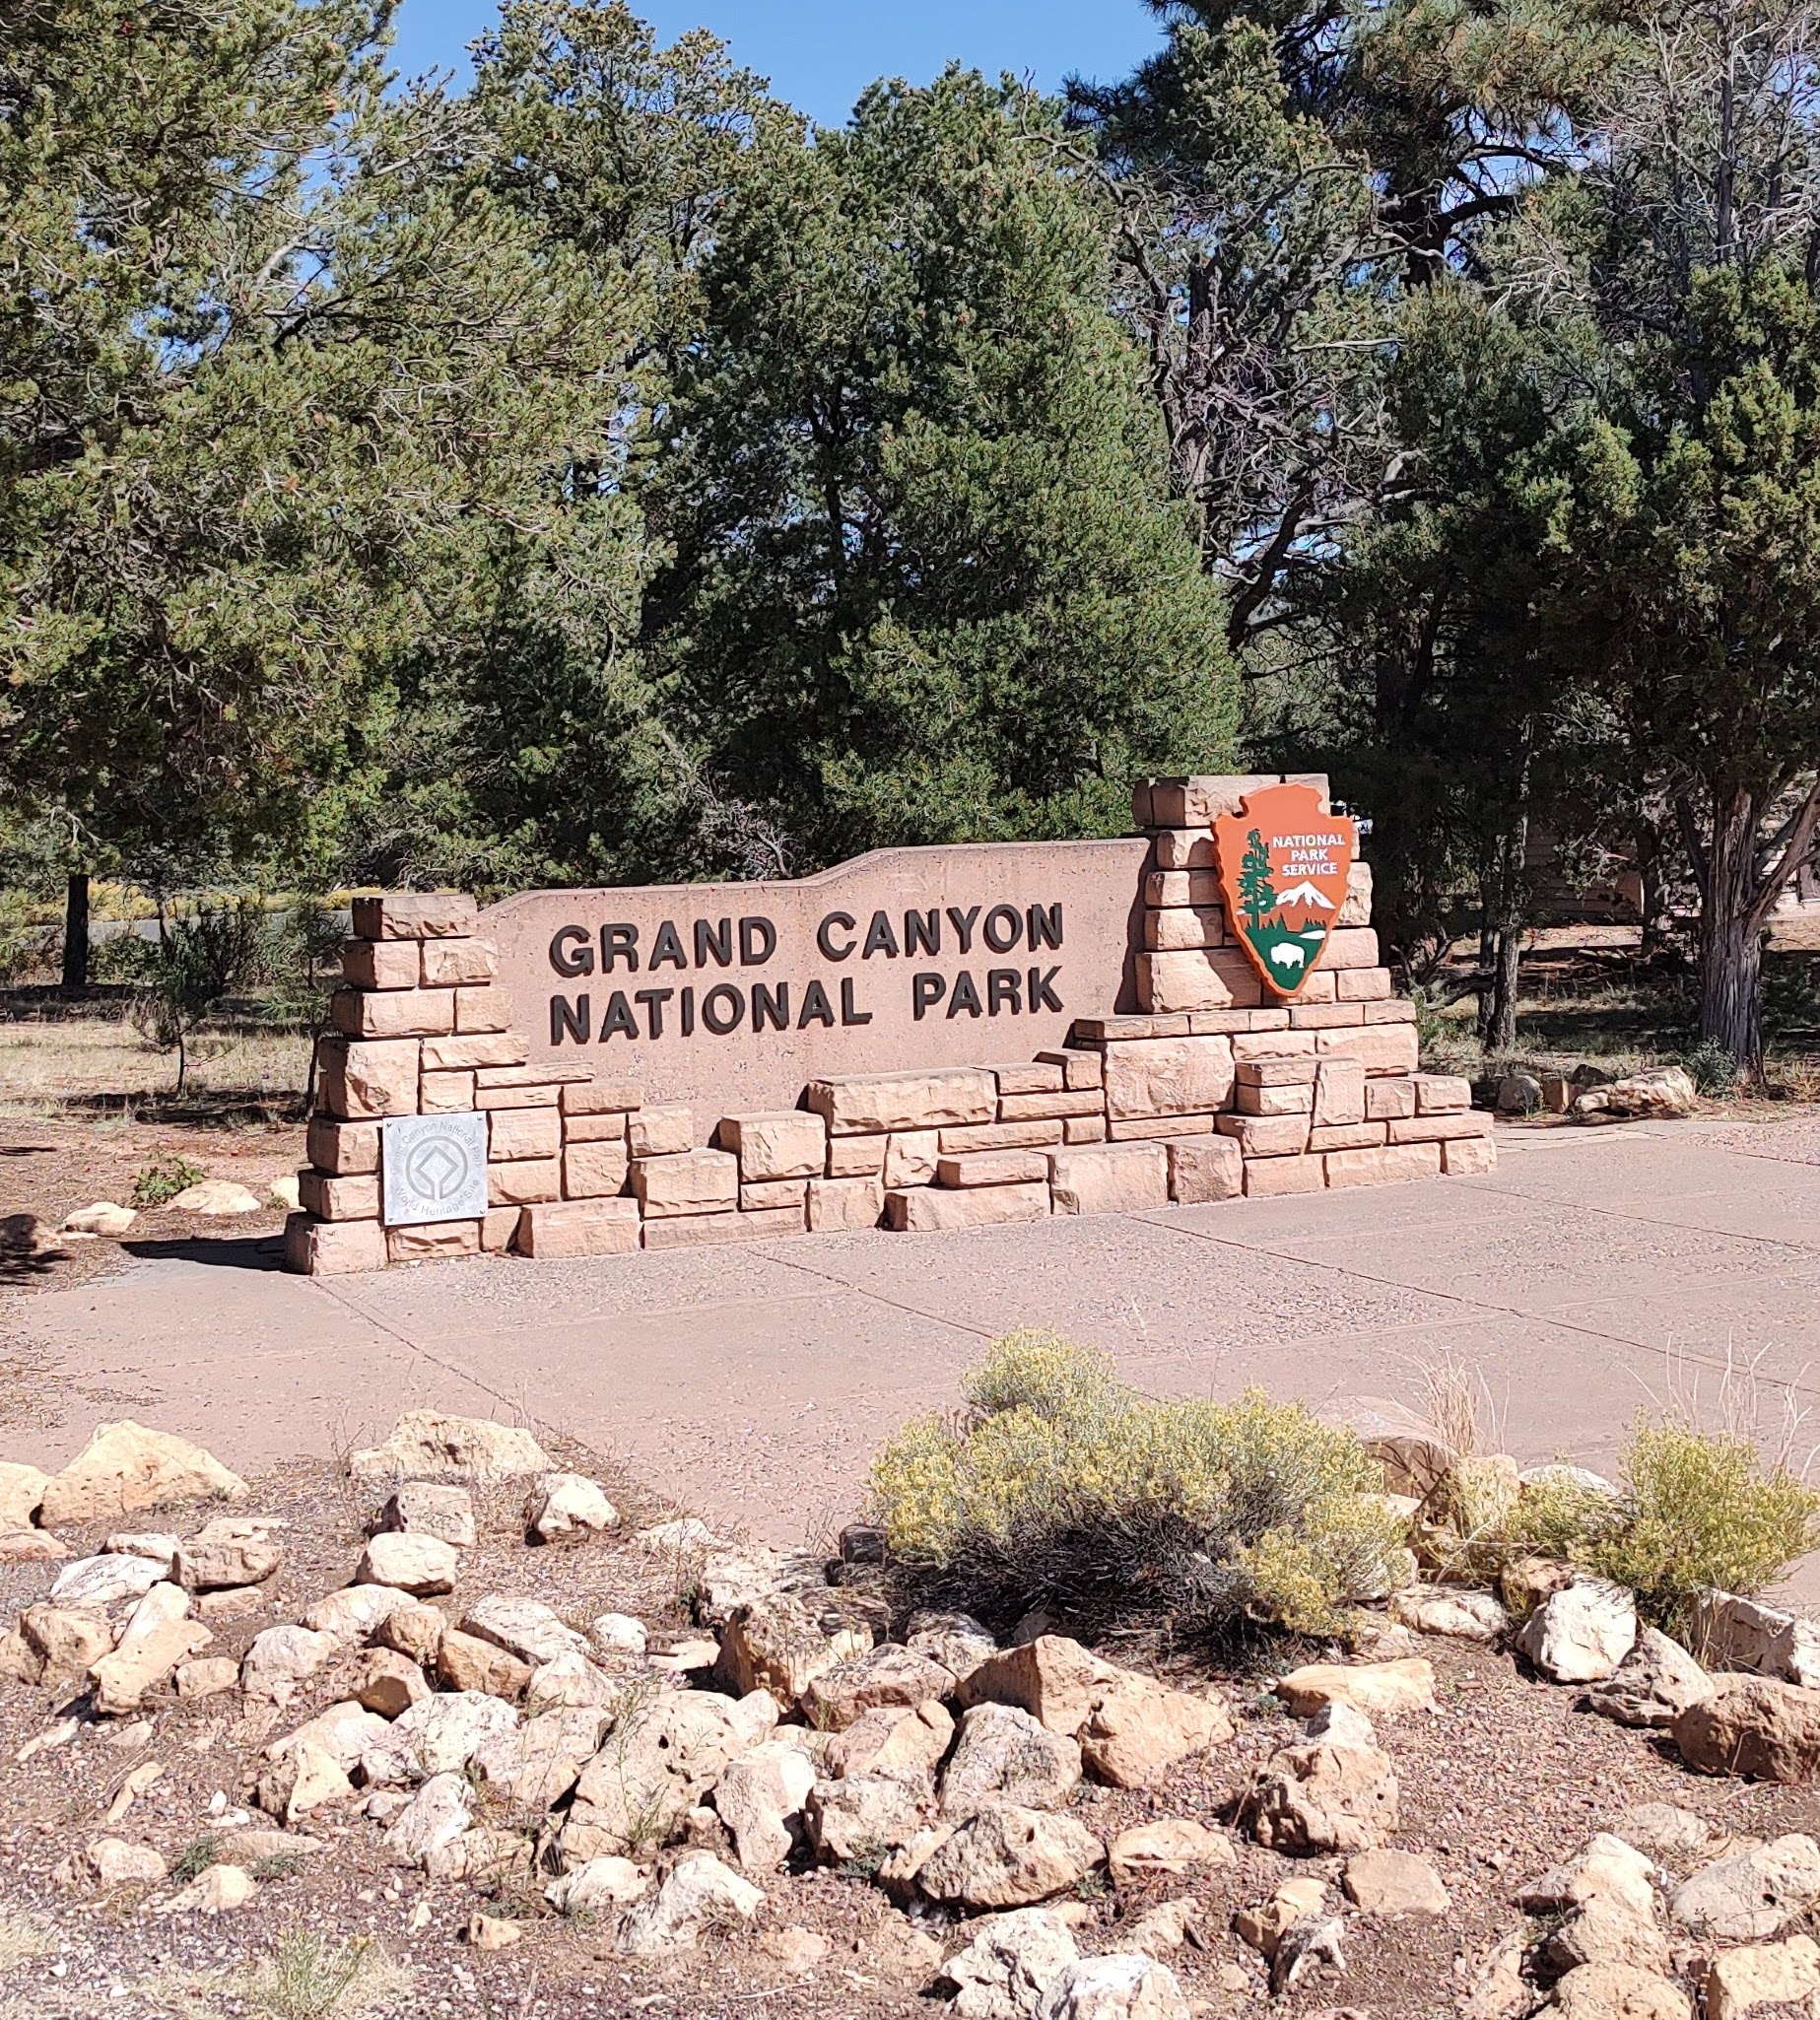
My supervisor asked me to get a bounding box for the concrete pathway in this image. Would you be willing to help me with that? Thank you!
[10,1115,1820,1565]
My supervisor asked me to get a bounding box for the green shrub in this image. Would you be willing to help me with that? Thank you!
[1489,1420,1820,1635]
[132,1155,207,1207]
[1678,1039,1741,1098]
[1590,1421,1820,1633]
[867,1332,1406,1643]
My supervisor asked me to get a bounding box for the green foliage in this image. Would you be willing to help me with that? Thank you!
[1237,830,1276,923]
[642,70,1237,872]
[1589,1422,1820,1635]
[168,1834,221,1886]
[868,1332,1405,1642]
[132,1156,209,1207]
[126,901,266,1088]
[1678,1040,1742,1099]
[243,1927,400,2020]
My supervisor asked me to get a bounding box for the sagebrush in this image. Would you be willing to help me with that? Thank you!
[867,1332,1405,1642]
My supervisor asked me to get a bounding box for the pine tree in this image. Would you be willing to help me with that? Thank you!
[1238,829,1277,923]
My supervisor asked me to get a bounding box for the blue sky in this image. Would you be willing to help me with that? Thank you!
[387,0,1164,125]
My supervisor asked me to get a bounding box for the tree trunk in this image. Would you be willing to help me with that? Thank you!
[1637,818,1672,958]
[1485,925,1522,1053]
[1473,871,1498,1045]
[59,873,89,993]
[1698,783,1765,1076]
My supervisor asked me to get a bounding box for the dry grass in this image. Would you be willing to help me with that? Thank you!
[0,1909,52,1973]
[0,1016,311,1121]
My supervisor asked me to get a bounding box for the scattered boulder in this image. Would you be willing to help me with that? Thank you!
[805,1770,934,1864]
[34,1422,245,1526]
[1550,1963,1690,2020]
[1343,1849,1449,1915]
[255,1740,353,1824]
[378,1483,476,1549]
[436,1629,531,1700]
[383,1772,473,1866]
[1390,1587,1510,1642]
[940,1703,1082,1817]
[1668,1835,1820,1941]
[61,1203,136,1239]
[0,1462,47,1530]
[1612,1805,1713,1861]
[1236,1877,1326,1958]
[590,1612,647,1658]
[472,1707,605,1812]
[18,1605,113,1686]
[1518,1836,1657,1922]
[528,1472,618,1542]
[174,1520,283,1591]
[908,1609,998,1687]
[460,1594,589,1667]
[917,1805,1105,1909]
[82,1838,168,1887]
[348,1413,553,1485]
[525,1650,616,1715]
[826,1700,954,1781]
[1250,1740,1399,1853]
[1689,1590,1820,1691]
[942,1908,1080,2020]
[1035,1953,1191,2020]
[1704,1934,1820,2020]
[1079,1675,1232,1789]
[349,1649,432,1718]
[1517,1580,1638,1684]
[356,1532,457,1597]
[719,1594,872,1706]
[158,1863,258,1914]
[366,1690,520,1783]
[713,1739,818,1871]
[612,1851,763,1955]
[167,1179,262,1216]
[466,1913,521,1951]
[1544,1898,1672,1977]
[1108,1818,1235,1884]
[1503,1556,1579,1619]
[373,1600,448,1666]
[1586,1629,1712,1730]
[563,1692,756,1861]
[175,1656,239,1700]
[1274,1658,1437,1717]
[1674,1675,1820,1783]
[1498,1071,1544,1115]
[49,1551,167,1610]
[303,1584,417,1643]
[801,1644,956,1730]
[91,1616,213,1714]
[546,1857,648,1914]
[955,1635,1230,1787]
[1570,1067,1698,1122]
[240,1625,339,1705]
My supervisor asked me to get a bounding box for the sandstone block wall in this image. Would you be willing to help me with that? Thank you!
[284,777,1494,1273]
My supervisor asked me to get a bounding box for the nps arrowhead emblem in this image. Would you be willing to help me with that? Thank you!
[1212,781,1358,1000]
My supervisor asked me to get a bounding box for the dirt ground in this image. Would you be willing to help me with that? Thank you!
[0,1443,1813,2020]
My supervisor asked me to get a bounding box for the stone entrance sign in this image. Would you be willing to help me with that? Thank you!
[482,840,1149,1126]
[286,775,1498,1276]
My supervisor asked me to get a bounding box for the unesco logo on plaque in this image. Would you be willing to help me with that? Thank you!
[382,1112,490,1228]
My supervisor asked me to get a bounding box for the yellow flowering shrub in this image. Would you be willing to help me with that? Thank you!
[867,1331,1406,1641]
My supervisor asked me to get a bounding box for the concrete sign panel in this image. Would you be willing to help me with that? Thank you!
[483,839,1149,1125]
[382,1111,490,1227]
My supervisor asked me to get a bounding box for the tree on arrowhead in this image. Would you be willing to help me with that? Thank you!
[1238,830,1277,925]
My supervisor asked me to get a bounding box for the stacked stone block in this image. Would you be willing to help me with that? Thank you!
[285,781,1494,1272]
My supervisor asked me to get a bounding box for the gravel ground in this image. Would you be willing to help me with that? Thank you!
[0,1446,1809,2020]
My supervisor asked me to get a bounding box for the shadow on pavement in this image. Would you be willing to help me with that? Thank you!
[120,1236,287,1273]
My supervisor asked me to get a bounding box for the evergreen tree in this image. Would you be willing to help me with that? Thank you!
[640,69,1237,872]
